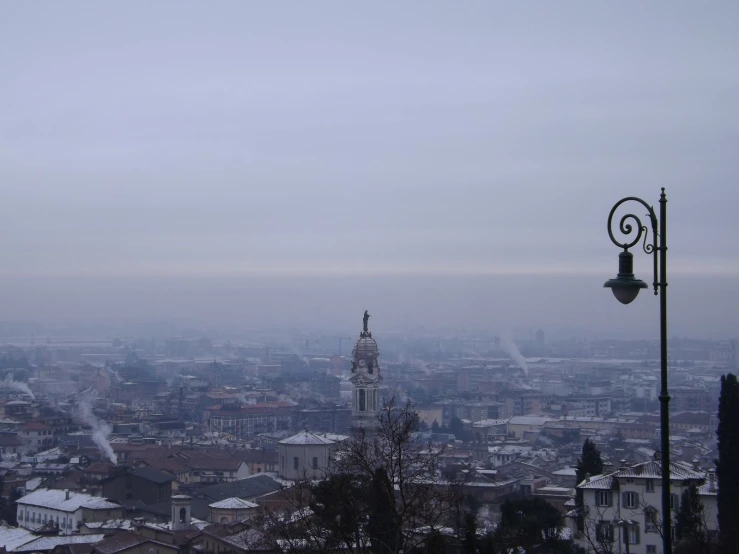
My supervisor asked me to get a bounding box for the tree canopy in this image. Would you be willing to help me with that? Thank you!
[717,373,739,553]
[575,438,603,507]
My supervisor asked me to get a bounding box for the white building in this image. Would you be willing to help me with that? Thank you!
[209,497,259,524]
[16,489,123,535]
[570,458,716,554]
[278,430,335,480]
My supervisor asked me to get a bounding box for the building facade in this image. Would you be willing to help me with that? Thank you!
[571,458,716,554]
[278,430,335,480]
[16,489,123,535]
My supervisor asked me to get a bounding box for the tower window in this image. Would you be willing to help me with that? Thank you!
[179,507,187,523]
[294,456,299,470]
[312,456,318,469]
[359,389,366,411]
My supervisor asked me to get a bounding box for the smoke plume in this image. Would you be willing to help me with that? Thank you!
[76,395,117,464]
[1,373,35,399]
[105,366,122,383]
[501,335,529,377]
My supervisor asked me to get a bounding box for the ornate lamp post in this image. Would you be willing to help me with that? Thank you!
[604,188,670,553]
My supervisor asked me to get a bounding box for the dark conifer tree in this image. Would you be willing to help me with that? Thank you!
[717,373,739,553]
[575,438,604,507]
[462,512,478,554]
[367,467,398,554]
[676,484,706,543]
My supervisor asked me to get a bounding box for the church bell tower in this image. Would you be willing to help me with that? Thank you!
[349,311,382,430]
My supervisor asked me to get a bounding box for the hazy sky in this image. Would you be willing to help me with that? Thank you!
[1,2,738,337]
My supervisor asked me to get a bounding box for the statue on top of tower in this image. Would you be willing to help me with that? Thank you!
[363,310,370,335]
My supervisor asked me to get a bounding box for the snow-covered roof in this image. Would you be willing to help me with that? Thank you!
[578,474,615,490]
[278,430,335,445]
[578,460,706,489]
[472,419,509,428]
[0,523,37,551]
[488,445,532,455]
[16,488,121,512]
[25,477,44,491]
[82,519,135,531]
[15,534,106,552]
[508,415,553,426]
[552,466,577,477]
[209,497,259,510]
[615,460,705,480]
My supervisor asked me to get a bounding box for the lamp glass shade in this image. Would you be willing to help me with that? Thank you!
[604,277,648,305]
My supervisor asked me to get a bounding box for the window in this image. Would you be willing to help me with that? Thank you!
[647,546,657,554]
[596,491,612,507]
[623,491,639,509]
[359,389,366,411]
[670,493,679,512]
[644,507,658,532]
[179,507,187,523]
[293,457,299,470]
[645,479,655,492]
[596,521,613,543]
[312,457,318,469]
[626,525,640,545]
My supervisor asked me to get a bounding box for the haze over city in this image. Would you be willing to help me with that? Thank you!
[2,1,739,338]
[3,4,739,554]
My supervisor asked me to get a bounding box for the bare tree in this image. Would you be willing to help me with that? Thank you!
[261,396,454,554]
[577,505,617,554]
[334,396,453,553]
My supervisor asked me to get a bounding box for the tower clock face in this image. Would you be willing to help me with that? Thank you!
[358,359,366,368]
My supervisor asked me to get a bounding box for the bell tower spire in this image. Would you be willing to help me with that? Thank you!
[349,310,382,431]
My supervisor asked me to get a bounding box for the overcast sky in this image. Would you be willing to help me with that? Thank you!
[1,2,738,337]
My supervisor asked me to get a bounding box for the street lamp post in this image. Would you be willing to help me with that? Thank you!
[604,188,670,554]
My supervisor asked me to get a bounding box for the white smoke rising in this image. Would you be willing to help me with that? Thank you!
[501,335,529,377]
[411,359,432,376]
[76,395,117,464]
[105,366,122,383]
[1,373,35,399]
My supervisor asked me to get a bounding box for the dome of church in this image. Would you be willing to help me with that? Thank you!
[353,335,379,360]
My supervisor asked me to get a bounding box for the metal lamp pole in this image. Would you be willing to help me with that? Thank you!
[603,188,670,554]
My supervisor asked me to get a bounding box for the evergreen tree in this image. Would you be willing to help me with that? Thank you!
[367,467,398,554]
[450,416,468,441]
[462,512,478,554]
[494,497,563,552]
[675,483,711,552]
[424,530,447,554]
[717,373,739,553]
[575,439,604,507]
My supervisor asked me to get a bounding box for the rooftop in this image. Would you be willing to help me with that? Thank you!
[278,430,335,446]
[16,488,121,512]
[578,460,706,489]
[15,534,106,553]
[209,497,259,510]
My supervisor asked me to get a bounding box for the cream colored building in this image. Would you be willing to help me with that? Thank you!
[278,430,334,480]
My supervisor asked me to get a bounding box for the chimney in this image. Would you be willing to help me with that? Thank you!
[585,472,591,483]
[693,458,700,470]
[619,459,628,470]
[709,469,716,493]
[65,489,70,500]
